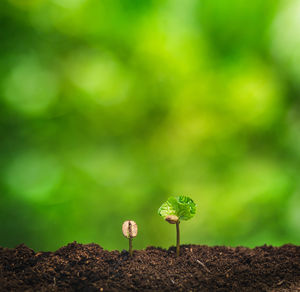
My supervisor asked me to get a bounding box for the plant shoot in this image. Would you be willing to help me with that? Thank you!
[122,220,138,257]
[158,196,196,256]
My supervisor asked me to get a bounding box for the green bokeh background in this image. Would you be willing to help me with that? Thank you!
[1,0,300,251]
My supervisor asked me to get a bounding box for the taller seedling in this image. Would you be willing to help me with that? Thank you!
[158,196,196,256]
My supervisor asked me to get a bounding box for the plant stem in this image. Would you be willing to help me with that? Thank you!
[129,237,133,256]
[128,221,132,257]
[176,221,180,256]
[128,221,133,257]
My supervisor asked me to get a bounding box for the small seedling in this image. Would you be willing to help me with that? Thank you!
[158,196,196,256]
[122,220,138,257]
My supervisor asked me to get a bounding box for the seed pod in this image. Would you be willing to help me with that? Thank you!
[165,215,179,224]
[122,220,138,238]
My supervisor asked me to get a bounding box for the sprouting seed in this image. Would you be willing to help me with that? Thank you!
[122,220,138,256]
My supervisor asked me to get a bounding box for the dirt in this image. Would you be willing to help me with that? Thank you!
[0,242,299,291]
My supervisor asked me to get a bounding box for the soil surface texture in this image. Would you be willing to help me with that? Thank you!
[0,242,299,291]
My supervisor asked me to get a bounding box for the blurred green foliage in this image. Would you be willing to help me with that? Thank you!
[0,0,300,251]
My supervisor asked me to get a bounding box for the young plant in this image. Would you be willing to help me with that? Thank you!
[158,196,196,256]
[122,220,138,257]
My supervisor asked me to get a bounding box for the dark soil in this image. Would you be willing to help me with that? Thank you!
[0,242,299,291]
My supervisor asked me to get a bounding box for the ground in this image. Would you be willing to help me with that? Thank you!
[0,242,299,291]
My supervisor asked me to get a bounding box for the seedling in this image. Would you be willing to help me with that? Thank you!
[158,196,196,256]
[122,220,138,257]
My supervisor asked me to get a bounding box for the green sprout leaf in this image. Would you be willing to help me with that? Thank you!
[158,195,196,221]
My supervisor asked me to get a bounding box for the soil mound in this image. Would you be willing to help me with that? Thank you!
[0,242,299,291]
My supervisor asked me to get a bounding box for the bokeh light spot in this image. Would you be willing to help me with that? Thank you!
[3,56,59,116]
[226,62,282,127]
[51,0,84,9]
[4,151,62,202]
[67,52,130,106]
[271,0,300,85]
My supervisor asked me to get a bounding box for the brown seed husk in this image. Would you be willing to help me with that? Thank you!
[122,220,138,238]
[165,215,179,224]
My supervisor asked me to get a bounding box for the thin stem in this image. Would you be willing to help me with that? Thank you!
[176,221,180,256]
[128,221,133,257]
[129,237,133,257]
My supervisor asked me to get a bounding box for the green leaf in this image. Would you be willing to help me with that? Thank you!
[158,195,196,221]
